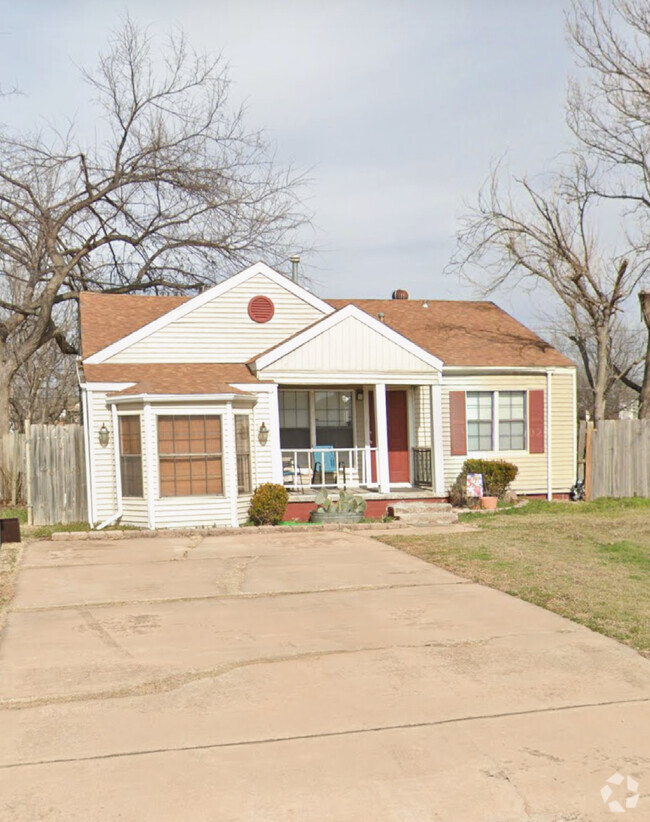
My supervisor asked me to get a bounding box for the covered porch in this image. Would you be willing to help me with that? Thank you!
[276,382,445,496]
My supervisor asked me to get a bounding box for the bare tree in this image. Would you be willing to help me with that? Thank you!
[450,162,647,420]
[0,18,308,434]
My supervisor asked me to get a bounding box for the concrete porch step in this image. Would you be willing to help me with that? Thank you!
[388,501,458,525]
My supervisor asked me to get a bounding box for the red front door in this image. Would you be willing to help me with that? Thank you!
[387,390,410,483]
[369,390,410,484]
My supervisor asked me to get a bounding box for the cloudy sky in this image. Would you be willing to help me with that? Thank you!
[1,1,575,324]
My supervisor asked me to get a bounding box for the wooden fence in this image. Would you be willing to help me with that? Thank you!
[583,419,650,500]
[1,424,87,526]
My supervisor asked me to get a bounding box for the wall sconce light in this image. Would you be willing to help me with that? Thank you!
[258,422,269,446]
[356,390,364,402]
[98,423,110,448]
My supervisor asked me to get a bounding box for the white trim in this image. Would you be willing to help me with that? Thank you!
[546,371,552,501]
[268,383,283,483]
[105,393,255,405]
[84,262,334,364]
[143,403,156,530]
[431,384,445,496]
[254,304,444,373]
[571,367,577,485]
[374,383,390,493]
[257,373,439,386]
[443,366,574,374]
[82,382,135,392]
[225,403,239,527]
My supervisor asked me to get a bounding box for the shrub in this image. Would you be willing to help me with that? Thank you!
[449,459,519,506]
[248,483,289,525]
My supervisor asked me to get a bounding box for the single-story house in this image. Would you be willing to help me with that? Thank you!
[78,262,576,528]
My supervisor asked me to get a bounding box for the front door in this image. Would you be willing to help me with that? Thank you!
[369,390,410,484]
[387,390,409,483]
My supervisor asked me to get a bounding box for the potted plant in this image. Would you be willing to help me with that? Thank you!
[309,488,367,523]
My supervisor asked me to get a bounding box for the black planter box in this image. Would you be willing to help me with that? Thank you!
[0,518,21,544]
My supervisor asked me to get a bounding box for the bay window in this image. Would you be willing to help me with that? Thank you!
[158,415,223,496]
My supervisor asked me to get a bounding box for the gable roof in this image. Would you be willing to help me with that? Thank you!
[82,262,333,364]
[80,293,189,358]
[253,304,444,373]
[82,363,263,397]
[327,300,573,368]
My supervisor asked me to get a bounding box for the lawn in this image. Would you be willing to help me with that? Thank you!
[379,498,650,657]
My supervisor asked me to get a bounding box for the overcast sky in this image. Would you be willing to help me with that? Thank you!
[1,1,575,325]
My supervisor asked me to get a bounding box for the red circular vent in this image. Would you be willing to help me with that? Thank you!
[248,296,274,323]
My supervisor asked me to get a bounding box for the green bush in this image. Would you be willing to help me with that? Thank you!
[248,483,289,525]
[449,459,519,506]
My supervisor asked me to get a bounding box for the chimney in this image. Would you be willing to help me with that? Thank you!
[392,289,408,300]
[290,255,300,282]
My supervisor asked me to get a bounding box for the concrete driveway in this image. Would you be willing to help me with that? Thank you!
[0,529,649,821]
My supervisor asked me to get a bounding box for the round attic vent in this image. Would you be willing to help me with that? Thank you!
[248,296,275,323]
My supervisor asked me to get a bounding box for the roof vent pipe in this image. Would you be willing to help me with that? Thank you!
[392,289,408,300]
[378,312,385,323]
[290,255,300,282]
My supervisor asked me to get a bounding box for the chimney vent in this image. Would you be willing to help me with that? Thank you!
[392,289,408,300]
[290,255,300,282]
[378,311,385,323]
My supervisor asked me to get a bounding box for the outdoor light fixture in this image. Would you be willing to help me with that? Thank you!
[98,423,110,448]
[258,422,269,446]
[356,390,364,402]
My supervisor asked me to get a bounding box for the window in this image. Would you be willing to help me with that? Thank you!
[279,390,310,450]
[158,415,222,496]
[235,415,251,494]
[119,416,143,497]
[499,391,526,450]
[466,392,493,451]
[314,390,353,453]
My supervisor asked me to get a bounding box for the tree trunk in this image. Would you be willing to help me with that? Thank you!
[0,367,12,436]
[638,292,650,418]
[593,323,610,422]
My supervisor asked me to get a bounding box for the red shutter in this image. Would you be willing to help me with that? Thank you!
[449,391,467,456]
[528,390,545,453]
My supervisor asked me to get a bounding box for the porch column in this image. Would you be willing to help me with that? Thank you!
[143,402,156,530]
[430,384,445,496]
[268,384,283,484]
[224,402,239,527]
[374,383,391,493]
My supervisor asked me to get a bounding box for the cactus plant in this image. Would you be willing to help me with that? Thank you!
[313,488,367,516]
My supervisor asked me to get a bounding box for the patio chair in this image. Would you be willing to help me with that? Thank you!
[312,445,337,485]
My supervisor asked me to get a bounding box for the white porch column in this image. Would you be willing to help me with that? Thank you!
[268,384,283,484]
[374,383,391,493]
[430,384,445,496]
[224,402,239,527]
[143,402,156,530]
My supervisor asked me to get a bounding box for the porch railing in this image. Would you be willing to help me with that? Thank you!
[412,447,432,487]
[281,447,377,490]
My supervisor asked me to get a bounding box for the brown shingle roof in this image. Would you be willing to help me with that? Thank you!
[79,292,190,358]
[327,300,573,368]
[82,363,263,397]
[78,290,573,370]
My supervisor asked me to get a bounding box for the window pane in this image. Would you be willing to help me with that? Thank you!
[467,420,493,451]
[280,391,309,429]
[235,416,251,494]
[119,416,143,496]
[498,392,526,450]
[158,416,222,496]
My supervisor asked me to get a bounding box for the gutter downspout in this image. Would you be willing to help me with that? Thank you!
[546,370,552,501]
[77,361,95,529]
[96,404,123,530]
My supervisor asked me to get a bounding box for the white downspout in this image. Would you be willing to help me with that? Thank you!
[80,386,95,528]
[96,404,123,530]
[546,370,552,501]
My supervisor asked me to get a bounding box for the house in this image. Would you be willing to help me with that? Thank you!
[78,262,576,528]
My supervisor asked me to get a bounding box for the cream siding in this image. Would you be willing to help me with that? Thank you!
[437,370,576,495]
[88,390,118,522]
[414,385,432,447]
[104,274,326,364]
[260,315,437,378]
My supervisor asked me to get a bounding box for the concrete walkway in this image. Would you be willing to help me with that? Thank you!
[0,529,649,820]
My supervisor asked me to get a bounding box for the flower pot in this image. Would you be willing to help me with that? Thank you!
[308,510,364,524]
[480,496,498,511]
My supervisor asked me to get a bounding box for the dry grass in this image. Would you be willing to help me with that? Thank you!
[379,498,650,657]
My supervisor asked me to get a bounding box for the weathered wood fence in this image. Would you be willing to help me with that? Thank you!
[1,424,87,525]
[582,419,650,500]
